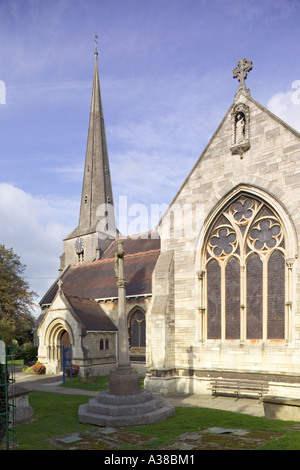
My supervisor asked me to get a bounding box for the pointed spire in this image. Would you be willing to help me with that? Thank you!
[78,49,116,234]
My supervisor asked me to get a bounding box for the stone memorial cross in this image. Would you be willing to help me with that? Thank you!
[109,238,141,395]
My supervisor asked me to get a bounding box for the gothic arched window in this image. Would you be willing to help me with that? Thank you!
[129,309,146,349]
[205,194,285,341]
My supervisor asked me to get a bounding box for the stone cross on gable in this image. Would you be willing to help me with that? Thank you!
[233,58,253,87]
[57,278,63,294]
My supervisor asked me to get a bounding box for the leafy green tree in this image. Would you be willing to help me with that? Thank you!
[19,342,38,364]
[0,245,36,346]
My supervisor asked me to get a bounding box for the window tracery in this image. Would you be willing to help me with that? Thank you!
[204,194,286,341]
[128,309,146,349]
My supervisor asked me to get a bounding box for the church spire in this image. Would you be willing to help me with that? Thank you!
[61,49,116,269]
[78,49,115,233]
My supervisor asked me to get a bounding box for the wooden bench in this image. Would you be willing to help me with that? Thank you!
[210,378,269,399]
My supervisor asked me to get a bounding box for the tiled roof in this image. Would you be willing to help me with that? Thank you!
[101,232,160,258]
[40,232,160,306]
[65,295,117,331]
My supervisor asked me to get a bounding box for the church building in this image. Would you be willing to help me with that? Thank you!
[37,50,158,376]
[38,55,300,398]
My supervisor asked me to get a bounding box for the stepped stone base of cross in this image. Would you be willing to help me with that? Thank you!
[109,365,141,395]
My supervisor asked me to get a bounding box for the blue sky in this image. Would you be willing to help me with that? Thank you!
[0,0,300,311]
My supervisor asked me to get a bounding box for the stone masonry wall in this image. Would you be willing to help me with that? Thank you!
[146,90,300,392]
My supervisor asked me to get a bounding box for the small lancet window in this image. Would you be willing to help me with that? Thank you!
[129,310,146,348]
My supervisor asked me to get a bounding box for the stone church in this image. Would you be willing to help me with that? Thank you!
[37,49,159,377]
[38,55,300,398]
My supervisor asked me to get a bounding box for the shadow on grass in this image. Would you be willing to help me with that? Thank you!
[15,390,300,451]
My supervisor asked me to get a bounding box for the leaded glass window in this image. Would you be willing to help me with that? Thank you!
[129,309,146,349]
[207,259,221,339]
[246,253,263,339]
[205,195,285,341]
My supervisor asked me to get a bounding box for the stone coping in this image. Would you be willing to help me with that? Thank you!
[262,395,300,406]
[8,384,30,398]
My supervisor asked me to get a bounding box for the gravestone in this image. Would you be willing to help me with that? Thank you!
[0,340,33,426]
[0,341,5,365]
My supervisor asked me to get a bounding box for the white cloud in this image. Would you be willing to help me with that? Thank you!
[267,86,300,133]
[0,183,76,313]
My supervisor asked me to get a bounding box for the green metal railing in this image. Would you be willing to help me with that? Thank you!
[0,340,16,450]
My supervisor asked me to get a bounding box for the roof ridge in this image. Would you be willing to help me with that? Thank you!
[70,248,161,268]
[65,294,95,302]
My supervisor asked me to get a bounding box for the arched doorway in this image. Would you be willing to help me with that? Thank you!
[59,330,71,371]
[44,319,73,374]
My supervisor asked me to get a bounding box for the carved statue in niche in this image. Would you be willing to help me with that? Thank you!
[235,112,245,143]
[231,103,250,158]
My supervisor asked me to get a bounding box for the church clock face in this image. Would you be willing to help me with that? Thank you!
[75,237,84,254]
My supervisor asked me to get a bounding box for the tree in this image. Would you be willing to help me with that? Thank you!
[0,245,36,345]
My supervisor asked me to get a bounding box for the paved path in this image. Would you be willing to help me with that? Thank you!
[165,393,264,417]
[15,372,98,396]
[14,372,264,417]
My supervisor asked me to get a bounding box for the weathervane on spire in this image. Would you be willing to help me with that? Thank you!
[94,34,99,53]
[233,58,252,89]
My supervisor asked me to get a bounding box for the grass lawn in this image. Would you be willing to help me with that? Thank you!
[7,359,24,366]
[60,375,110,391]
[14,377,300,451]
[16,392,95,450]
